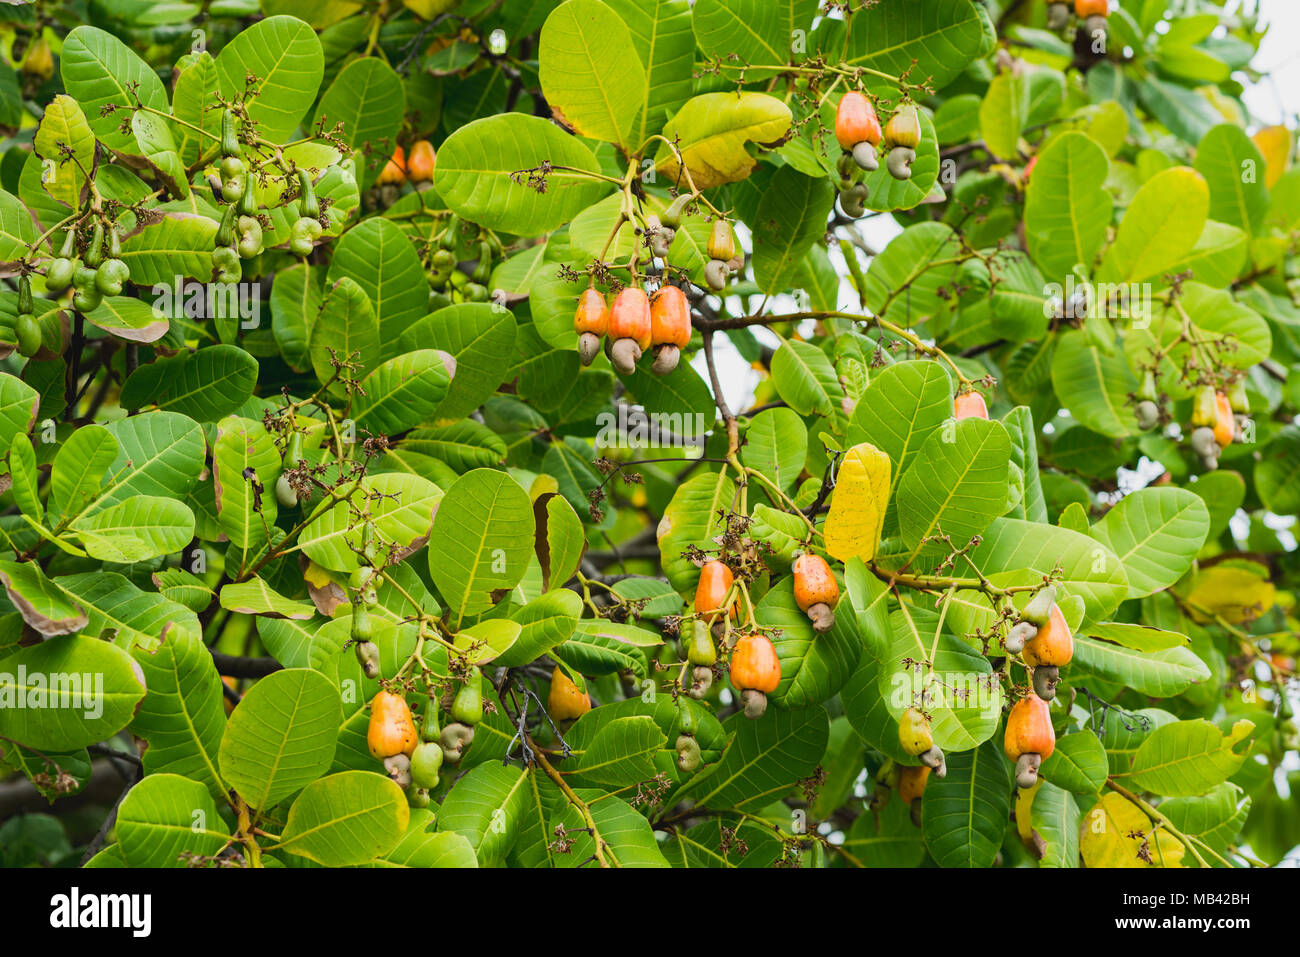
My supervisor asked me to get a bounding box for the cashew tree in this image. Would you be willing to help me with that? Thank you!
[0,0,1295,871]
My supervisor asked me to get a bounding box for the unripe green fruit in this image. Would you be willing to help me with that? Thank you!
[213,246,241,284]
[451,672,483,725]
[353,639,380,679]
[409,741,444,789]
[1135,400,1159,431]
[73,284,102,313]
[420,700,441,743]
[95,259,130,296]
[46,258,75,292]
[220,155,245,180]
[274,473,298,508]
[14,312,42,357]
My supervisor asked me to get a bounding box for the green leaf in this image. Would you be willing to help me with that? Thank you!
[606,0,695,143]
[657,470,736,593]
[1099,166,1209,284]
[313,57,405,189]
[328,217,428,360]
[895,417,1012,556]
[116,773,230,867]
[567,715,667,787]
[119,213,216,284]
[300,472,442,572]
[214,15,324,144]
[755,579,861,710]
[979,68,1029,160]
[551,791,670,867]
[436,762,529,865]
[688,706,829,811]
[1126,719,1254,797]
[1071,634,1211,697]
[396,303,517,420]
[1024,131,1111,284]
[692,0,817,80]
[752,165,836,295]
[433,114,610,236]
[0,373,39,458]
[0,560,88,636]
[60,26,169,153]
[218,668,342,810]
[129,622,227,796]
[1193,124,1268,236]
[213,416,280,571]
[277,770,410,865]
[539,0,646,149]
[353,349,456,435]
[0,636,145,750]
[1257,425,1300,516]
[48,426,117,525]
[920,738,1009,868]
[497,588,582,667]
[830,0,995,94]
[744,407,807,493]
[70,495,195,563]
[1089,487,1209,598]
[91,412,205,516]
[770,339,844,416]
[1040,731,1108,795]
[427,468,535,624]
[1049,329,1138,439]
[532,492,586,592]
[34,95,94,208]
[310,276,381,391]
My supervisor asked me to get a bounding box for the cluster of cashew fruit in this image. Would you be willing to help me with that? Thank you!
[211,109,268,275]
[427,216,495,309]
[834,92,921,215]
[1003,583,1074,701]
[1187,382,1247,471]
[573,281,691,375]
[792,552,839,633]
[370,139,437,208]
[547,665,592,723]
[1047,0,1109,36]
[691,559,781,719]
[1004,692,1056,789]
[44,219,130,315]
[899,707,948,779]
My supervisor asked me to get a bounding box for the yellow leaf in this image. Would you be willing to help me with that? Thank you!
[1252,125,1291,188]
[1184,560,1276,624]
[655,92,792,190]
[1079,792,1185,868]
[403,0,459,18]
[302,560,342,591]
[823,442,891,563]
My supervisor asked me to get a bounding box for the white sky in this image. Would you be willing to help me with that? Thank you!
[1245,0,1300,127]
